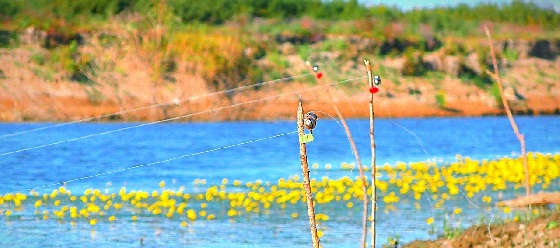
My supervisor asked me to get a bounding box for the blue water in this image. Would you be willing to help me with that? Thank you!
[0,116,559,247]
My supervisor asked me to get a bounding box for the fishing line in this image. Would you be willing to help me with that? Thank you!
[384,91,500,240]
[0,76,366,158]
[24,130,298,191]
[306,110,344,130]
[0,73,312,139]
[382,100,445,224]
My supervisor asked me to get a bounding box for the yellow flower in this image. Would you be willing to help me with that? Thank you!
[131,216,138,222]
[317,230,324,238]
[90,219,97,226]
[503,207,511,214]
[453,208,462,215]
[346,202,354,208]
[187,209,197,220]
[426,217,434,225]
[227,209,238,217]
[159,180,165,188]
[316,213,329,221]
[180,221,187,227]
[108,216,116,222]
[291,212,298,219]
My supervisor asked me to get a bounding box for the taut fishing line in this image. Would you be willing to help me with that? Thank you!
[0,73,312,139]
[383,89,498,241]
[25,131,298,191]
[19,76,366,190]
[0,76,365,158]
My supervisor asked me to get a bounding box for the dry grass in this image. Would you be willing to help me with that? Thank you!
[405,210,560,248]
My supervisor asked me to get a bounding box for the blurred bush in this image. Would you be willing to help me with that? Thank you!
[2,0,558,31]
[169,31,255,91]
[402,48,427,76]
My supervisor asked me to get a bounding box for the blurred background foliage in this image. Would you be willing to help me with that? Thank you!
[1,0,559,31]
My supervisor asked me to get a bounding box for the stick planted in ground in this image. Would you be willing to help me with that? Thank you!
[364,58,377,248]
[312,63,369,248]
[328,90,369,248]
[297,99,321,248]
[484,26,530,197]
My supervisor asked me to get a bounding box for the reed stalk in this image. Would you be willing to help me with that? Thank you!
[484,26,530,197]
[297,99,321,248]
[327,90,368,248]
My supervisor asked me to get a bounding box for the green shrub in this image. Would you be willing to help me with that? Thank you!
[45,40,95,84]
[0,0,21,19]
[442,41,466,56]
[266,50,289,68]
[0,30,16,48]
[458,67,493,89]
[320,38,348,52]
[503,49,519,62]
[297,44,312,60]
[402,48,426,76]
[435,91,446,108]
[31,52,46,65]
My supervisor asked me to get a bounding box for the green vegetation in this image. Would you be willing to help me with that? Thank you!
[503,49,519,62]
[2,0,559,33]
[435,91,446,108]
[402,48,426,76]
[382,235,401,248]
[547,220,558,230]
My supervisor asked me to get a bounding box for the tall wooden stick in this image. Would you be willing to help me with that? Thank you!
[484,26,530,196]
[297,99,321,248]
[364,58,377,248]
[317,66,368,248]
[331,103,368,248]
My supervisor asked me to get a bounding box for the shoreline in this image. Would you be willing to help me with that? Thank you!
[404,209,560,248]
[0,112,558,124]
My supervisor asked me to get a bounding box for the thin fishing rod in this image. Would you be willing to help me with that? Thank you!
[25,130,298,191]
[0,73,312,139]
[0,76,365,158]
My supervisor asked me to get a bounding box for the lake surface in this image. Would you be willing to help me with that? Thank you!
[0,116,559,247]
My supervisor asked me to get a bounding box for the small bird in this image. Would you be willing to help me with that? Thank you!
[304,112,318,133]
[373,75,381,86]
[312,65,319,72]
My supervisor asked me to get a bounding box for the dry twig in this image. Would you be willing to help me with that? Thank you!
[484,26,530,197]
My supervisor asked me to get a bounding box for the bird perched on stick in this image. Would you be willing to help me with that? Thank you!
[304,112,318,134]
